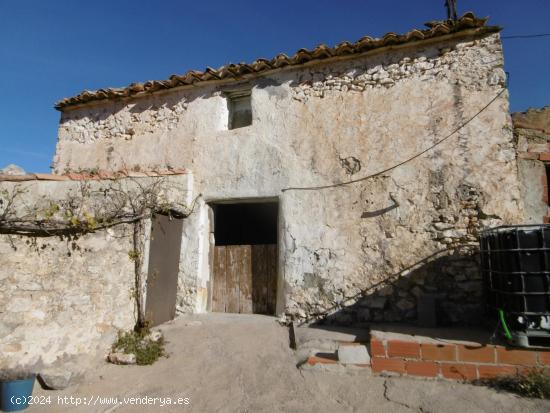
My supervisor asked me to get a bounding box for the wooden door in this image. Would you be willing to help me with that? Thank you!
[144,214,183,326]
[212,244,277,314]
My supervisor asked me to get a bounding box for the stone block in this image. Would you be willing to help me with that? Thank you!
[366,296,387,309]
[417,294,437,328]
[338,344,371,365]
[396,299,415,311]
[357,308,371,322]
[147,330,163,342]
[108,352,136,365]
[38,369,74,390]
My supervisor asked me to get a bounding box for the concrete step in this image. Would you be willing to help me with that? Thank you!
[338,342,371,365]
[292,324,371,349]
[301,351,372,372]
[292,324,372,370]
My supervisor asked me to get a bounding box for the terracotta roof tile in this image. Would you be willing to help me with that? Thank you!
[96,170,114,179]
[0,174,37,182]
[35,173,70,181]
[126,171,149,178]
[55,13,497,110]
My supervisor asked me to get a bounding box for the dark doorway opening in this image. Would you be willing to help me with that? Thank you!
[210,201,278,315]
[213,202,278,245]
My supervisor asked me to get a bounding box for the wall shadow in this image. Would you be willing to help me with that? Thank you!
[296,246,502,346]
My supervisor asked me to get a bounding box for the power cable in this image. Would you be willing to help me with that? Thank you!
[502,33,550,39]
[282,87,506,192]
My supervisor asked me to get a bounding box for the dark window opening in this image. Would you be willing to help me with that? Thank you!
[227,90,252,130]
[212,202,277,246]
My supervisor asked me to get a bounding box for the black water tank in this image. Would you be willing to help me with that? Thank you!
[480,225,550,348]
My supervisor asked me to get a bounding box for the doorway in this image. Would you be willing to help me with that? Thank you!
[144,213,184,326]
[210,201,278,315]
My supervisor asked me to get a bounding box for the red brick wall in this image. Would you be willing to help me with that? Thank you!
[371,337,550,380]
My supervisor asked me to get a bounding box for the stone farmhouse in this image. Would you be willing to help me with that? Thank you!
[1,13,529,370]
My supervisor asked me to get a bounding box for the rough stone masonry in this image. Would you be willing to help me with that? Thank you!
[0,174,192,370]
[0,14,528,370]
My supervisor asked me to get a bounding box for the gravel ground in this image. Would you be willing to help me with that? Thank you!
[28,313,550,413]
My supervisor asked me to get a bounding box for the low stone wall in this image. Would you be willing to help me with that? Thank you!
[0,226,135,370]
[0,172,192,371]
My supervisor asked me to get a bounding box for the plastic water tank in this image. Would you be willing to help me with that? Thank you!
[480,225,550,348]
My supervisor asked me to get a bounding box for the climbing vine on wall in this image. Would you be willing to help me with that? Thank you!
[0,177,194,329]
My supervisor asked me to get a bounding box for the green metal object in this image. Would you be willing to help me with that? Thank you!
[498,308,513,341]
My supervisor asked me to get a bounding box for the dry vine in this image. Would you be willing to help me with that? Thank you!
[0,176,195,329]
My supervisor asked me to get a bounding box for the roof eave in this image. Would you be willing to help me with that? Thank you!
[55,15,501,112]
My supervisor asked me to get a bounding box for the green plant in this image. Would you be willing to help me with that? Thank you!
[112,328,166,365]
[475,369,550,399]
[128,250,140,261]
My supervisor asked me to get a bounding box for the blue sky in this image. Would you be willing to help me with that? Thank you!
[0,0,549,172]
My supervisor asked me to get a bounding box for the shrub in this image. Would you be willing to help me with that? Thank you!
[112,328,166,365]
[475,369,550,399]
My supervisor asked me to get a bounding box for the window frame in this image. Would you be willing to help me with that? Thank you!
[224,89,252,130]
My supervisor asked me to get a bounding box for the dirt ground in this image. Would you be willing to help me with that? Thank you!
[29,314,549,413]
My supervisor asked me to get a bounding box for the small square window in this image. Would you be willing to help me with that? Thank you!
[227,90,252,130]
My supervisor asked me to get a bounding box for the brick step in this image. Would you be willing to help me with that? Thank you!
[306,353,339,366]
[303,353,371,370]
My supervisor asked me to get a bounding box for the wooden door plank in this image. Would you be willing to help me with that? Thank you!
[226,246,241,313]
[252,245,267,314]
[239,245,253,313]
[266,244,278,315]
[212,246,227,312]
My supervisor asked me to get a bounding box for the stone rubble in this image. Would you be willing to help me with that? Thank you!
[0,164,26,175]
[107,352,136,365]
[38,368,76,390]
[292,36,505,102]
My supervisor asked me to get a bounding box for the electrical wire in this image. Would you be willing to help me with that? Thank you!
[502,33,550,39]
[282,87,506,192]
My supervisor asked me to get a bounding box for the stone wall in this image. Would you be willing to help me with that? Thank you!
[0,174,191,370]
[0,223,135,371]
[513,107,550,224]
[53,31,523,326]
